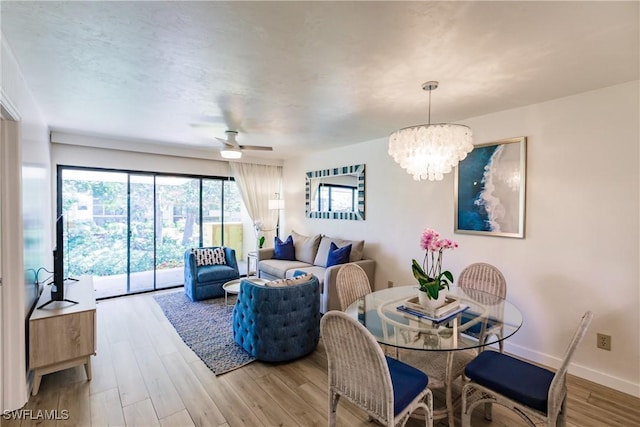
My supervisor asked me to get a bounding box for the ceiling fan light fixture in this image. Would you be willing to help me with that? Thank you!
[220,148,242,159]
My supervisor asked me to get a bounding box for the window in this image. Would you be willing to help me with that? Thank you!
[317,184,356,212]
[59,166,251,298]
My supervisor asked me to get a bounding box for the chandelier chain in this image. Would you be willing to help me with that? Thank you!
[428,88,432,125]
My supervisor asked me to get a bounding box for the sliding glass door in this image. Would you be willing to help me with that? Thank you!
[201,178,244,259]
[62,169,129,297]
[59,167,248,299]
[155,176,200,289]
[129,174,155,293]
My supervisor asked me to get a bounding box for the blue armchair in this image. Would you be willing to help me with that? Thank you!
[232,275,321,362]
[184,247,240,301]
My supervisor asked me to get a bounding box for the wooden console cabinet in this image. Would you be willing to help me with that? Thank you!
[29,276,96,395]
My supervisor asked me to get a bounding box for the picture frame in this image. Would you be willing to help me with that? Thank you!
[454,136,527,238]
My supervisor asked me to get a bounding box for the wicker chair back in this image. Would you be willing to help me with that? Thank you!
[336,263,372,311]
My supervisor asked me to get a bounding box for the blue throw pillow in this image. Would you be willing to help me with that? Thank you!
[327,242,351,267]
[274,235,295,260]
[293,270,308,278]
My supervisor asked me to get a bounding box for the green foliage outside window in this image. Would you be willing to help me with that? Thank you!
[62,172,241,279]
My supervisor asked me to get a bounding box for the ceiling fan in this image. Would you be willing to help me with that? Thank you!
[215,130,273,159]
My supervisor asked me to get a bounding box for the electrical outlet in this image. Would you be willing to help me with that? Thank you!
[387,280,394,288]
[597,333,611,351]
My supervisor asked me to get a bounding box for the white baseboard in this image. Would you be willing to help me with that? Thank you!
[504,342,640,398]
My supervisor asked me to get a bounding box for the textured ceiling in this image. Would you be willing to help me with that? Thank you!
[1,1,638,159]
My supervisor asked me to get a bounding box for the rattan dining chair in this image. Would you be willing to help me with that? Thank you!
[394,263,507,426]
[321,311,434,427]
[458,262,507,352]
[458,262,507,299]
[336,263,395,355]
[462,311,593,426]
[336,263,372,311]
[398,347,475,427]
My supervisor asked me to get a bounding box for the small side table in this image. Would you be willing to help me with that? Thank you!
[222,278,269,306]
[247,251,258,277]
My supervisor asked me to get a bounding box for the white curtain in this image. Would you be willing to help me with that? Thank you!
[230,163,282,248]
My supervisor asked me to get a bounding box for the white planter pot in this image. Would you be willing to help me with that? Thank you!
[418,290,447,312]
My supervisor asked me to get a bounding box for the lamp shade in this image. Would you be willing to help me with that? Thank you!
[268,198,285,210]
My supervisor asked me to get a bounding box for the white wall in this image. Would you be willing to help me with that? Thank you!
[1,38,49,313]
[1,35,50,411]
[283,81,640,396]
[51,141,233,178]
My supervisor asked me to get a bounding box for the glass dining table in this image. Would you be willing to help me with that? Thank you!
[345,285,523,426]
[345,285,523,352]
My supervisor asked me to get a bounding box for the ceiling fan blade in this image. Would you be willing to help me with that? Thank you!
[190,114,227,130]
[215,137,237,148]
[190,123,216,128]
[238,145,273,151]
[217,95,246,132]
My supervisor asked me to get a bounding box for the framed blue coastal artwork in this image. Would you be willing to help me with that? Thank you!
[455,137,527,238]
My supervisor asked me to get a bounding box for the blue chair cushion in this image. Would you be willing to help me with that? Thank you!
[460,312,483,335]
[464,350,554,414]
[460,312,499,337]
[385,356,429,416]
[196,264,239,282]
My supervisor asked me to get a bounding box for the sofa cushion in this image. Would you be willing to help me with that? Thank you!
[274,235,295,260]
[327,242,352,267]
[196,264,239,282]
[259,259,311,278]
[193,247,226,266]
[265,273,313,287]
[314,237,365,267]
[291,230,322,264]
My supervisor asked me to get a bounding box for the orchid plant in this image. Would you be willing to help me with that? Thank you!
[412,228,458,300]
[254,221,266,249]
[254,220,275,249]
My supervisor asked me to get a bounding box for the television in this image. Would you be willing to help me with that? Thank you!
[37,214,77,309]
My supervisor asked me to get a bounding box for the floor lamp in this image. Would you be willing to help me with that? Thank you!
[268,193,285,238]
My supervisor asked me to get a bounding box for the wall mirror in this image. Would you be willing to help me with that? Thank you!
[305,164,365,220]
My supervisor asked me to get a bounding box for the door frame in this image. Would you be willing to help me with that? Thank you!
[0,106,28,412]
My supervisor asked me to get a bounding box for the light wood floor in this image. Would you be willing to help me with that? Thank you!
[7,291,639,427]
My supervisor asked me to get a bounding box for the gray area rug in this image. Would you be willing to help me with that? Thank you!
[153,291,255,375]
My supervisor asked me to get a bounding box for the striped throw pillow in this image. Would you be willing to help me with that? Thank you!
[193,248,227,266]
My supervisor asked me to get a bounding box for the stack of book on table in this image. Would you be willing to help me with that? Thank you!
[397,296,469,324]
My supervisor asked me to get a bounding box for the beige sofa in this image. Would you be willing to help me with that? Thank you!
[257,230,375,313]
